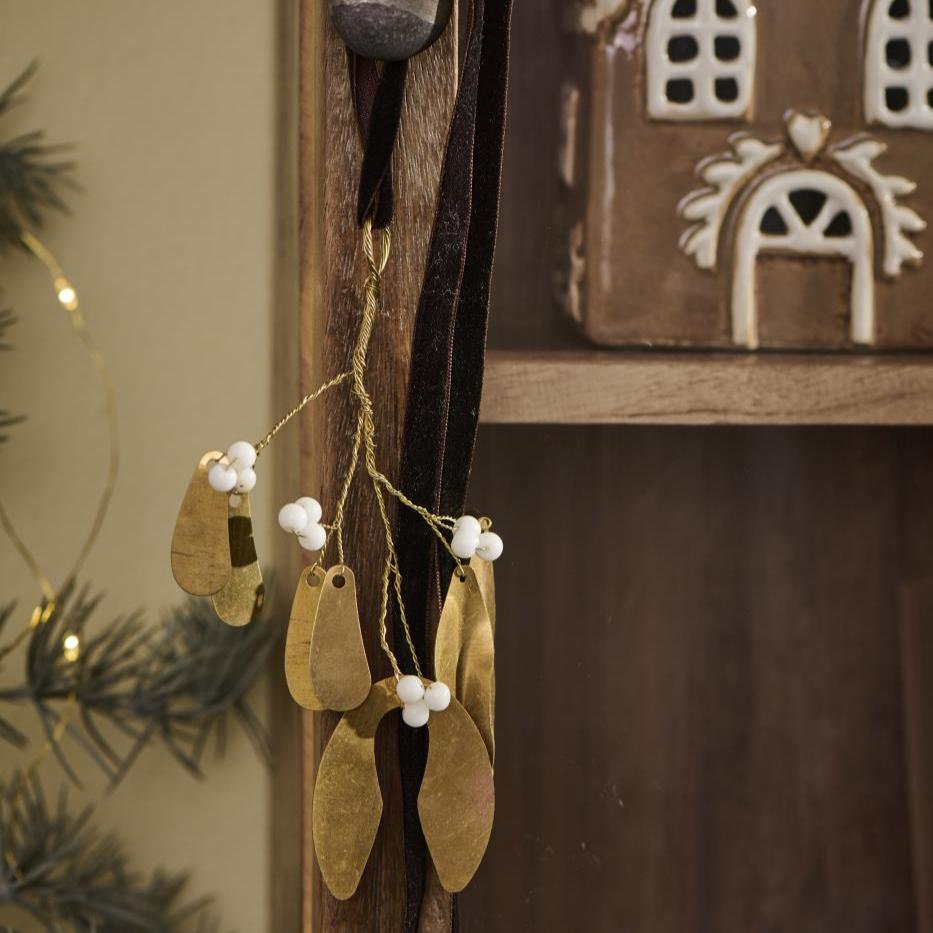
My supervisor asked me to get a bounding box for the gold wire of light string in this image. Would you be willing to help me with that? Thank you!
[0,235,102,882]
[0,232,118,665]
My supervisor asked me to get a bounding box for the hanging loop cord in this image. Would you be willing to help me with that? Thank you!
[349,53,408,229]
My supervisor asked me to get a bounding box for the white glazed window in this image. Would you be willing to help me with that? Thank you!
[646,0,757,121]
[865,0,933,129]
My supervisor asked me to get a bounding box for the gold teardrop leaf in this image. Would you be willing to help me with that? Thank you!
[211,492,265,626]
[470,554,497,759]
[309,565,372,711]
[284,565,326,709]
[470,554,496,633]
[313,677,400,900]
[418,695,495,893]
[170,450,230,596]
[434,567,495,762]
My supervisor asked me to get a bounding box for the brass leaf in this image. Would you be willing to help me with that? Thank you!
[211,492,265,626]
[309,566,372,711]
[170,451,230,597]
[313,678,400,900]
[434,567,495,762]
[470,554,496,633]
[470,555,496,757]
[284,565,326,709]
[418,696,495,893]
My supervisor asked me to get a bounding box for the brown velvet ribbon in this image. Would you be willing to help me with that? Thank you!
[346,0,512,925]
[392,0,512,929]
[348,52,408,229]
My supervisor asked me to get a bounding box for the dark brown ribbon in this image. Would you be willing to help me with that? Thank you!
[392,0,513,928]
[348,53,408,229]
[345,2,512,925]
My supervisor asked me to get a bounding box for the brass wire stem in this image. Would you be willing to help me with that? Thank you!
[349,221,426,679]
[254,369,352,457]
[332,417,363,565]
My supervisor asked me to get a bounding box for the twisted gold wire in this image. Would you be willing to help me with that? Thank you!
[254,370,352,458]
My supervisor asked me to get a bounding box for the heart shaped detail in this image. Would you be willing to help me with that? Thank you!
[785,110,831,160]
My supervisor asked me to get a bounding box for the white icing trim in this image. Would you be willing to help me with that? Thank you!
[832,137,926,276]
[646,0,758,122]
[678,134,783,269]
[732,169,875,348]
[864,0,933,130]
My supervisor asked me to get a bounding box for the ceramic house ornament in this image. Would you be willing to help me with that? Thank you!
[569,0,933,349]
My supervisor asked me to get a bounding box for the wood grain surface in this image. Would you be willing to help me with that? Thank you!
[481,351,933,425]
[298,2,456,929]
[460,423,933,933]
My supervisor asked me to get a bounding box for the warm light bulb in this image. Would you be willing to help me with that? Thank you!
[62,632,80,662]
[57,286,77,307]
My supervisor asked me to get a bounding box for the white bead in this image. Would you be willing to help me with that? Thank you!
[451,528,479,560]
[235,467,257,493]
[227,441,257,470]
[208,462,237,493]
[475,531,503,562]
[455,515,482,536]
[424,681,451,712]
[278,503,309,534]
[298,523,327,551]
[296,496,323,524]
[401,699,430,728]
[396,674,425,704]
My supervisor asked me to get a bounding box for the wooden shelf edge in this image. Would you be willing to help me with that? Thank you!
[480,350,933,426]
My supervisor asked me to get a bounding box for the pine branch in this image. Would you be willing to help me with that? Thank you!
[0,309,21,444]
[0,62,76,252]
[0,586,276,785]
[0,770,225,932]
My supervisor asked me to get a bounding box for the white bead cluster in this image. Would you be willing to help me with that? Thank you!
[207,441,258,494]
[396,675,450,728]
[450,515,503,562]
[278,497,327,551]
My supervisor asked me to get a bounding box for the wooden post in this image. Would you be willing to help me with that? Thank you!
[296,4,456,930]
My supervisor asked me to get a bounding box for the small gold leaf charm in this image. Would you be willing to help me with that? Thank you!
[309,565,372,711]
[170,451,230,597]
[418,696,495,893]
[313,678,400,900]
[284,565,326,709]
[435,566,495,762]
[211,493,265,626]
[470,554,496,633]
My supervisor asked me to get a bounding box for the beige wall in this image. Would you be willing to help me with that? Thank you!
[1,3,285,930]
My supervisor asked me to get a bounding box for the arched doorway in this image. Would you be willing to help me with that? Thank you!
[731,169,874,348]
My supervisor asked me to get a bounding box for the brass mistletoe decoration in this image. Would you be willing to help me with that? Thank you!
[170,221,504,900]
[313,557,496,900]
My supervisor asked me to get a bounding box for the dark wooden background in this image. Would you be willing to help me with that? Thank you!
[461,425,933,932]
[459,1,933,929]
